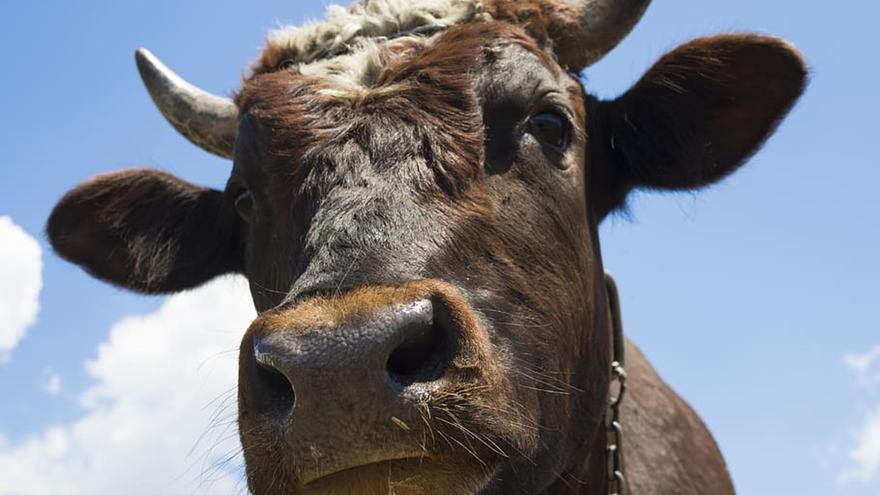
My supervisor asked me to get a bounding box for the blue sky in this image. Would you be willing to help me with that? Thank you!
[0,0,878,493]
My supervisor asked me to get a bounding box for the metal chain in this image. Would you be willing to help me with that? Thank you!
[604,273,627,495]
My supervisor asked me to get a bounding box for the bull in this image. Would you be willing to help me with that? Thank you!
[46,0,807,493]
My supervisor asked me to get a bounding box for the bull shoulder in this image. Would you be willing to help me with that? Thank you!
[622,339,736,495]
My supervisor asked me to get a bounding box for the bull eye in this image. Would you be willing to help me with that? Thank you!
[234,190,254,222]
[528,112,571,151]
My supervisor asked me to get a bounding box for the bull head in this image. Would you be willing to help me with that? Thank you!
[135,0,650,159]
[47,0,807,493]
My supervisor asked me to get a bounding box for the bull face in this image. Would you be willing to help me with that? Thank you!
[231,24,605,493]
[46,1,807,494]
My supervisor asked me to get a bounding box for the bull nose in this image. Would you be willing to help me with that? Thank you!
[249,298,455,426]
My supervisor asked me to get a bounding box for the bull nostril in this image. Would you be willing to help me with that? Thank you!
[252,354,296,417]
[386,313,453,388]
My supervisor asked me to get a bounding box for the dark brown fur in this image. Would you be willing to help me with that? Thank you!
[47,16,806,495]
[47,169,244,293]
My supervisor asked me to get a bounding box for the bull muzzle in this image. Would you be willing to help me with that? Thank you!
[238,280,495,486]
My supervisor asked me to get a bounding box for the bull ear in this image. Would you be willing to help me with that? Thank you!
[590,34,808,219]
[47,169,245,293]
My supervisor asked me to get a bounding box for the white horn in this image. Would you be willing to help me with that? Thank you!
[135,48,238,159]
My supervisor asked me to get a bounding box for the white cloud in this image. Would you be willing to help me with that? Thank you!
[842,406,880,484]
[0,276,256,495]
[44,369,61,396]
[0,216,43,361]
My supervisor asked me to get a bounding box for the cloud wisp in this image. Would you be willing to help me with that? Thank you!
[44,368,62,396]
[0,275,256,495]
[841,346,880,485]
[0,216,43,362]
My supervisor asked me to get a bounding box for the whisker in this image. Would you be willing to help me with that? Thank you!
[435,416,509,458]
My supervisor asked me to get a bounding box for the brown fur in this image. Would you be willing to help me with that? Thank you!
[484,0,575,48]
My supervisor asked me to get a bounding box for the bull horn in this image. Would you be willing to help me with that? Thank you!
[135,48,238,159]
[555,0,652,70]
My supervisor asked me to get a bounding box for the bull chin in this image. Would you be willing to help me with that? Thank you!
[296,457,497,495]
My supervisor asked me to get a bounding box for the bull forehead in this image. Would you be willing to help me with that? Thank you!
[235,23,570,192]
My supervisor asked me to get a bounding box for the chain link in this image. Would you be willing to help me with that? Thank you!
[604,274,627,495]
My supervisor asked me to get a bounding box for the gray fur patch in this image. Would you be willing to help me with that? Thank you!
[297,36,424,96]
[267,0,490,67]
